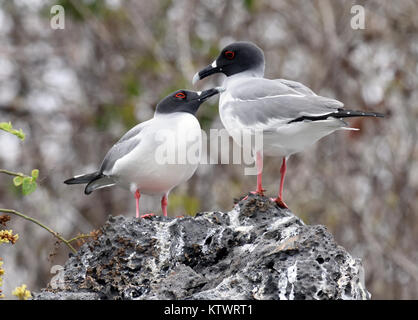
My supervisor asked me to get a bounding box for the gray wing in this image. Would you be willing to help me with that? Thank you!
[223,77,343,130]
[100,119,152,174]
[275,79,317,96]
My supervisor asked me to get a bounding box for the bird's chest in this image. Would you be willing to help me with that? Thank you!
[115,114,202,193]
[219,91,239,129]
[219,91,251,146]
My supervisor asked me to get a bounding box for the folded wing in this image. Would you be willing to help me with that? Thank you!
[100,120,152,175]
[222,77,344,131]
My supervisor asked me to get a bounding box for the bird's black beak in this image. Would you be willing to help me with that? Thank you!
[197,87,225,101]
[192,60,221,85]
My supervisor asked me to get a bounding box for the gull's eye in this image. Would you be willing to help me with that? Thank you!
[224,50,235,60]
[175,92,186,99]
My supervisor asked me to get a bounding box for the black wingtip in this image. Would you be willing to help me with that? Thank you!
[84,174,105,195]
[338,108,385,118]
[288,110,386,124]
[63,172,101,185]
[64,177,76,184]
[64,178,75,184]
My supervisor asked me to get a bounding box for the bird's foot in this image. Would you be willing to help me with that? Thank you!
[254,188,265,196]
[140,213,155,219]
[270,197,288,209]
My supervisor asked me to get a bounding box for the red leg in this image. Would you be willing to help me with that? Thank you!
[135,189,156,219]
[279,157,286,199]
[135,189,141,218]
[255,151,264,194]
[242,151,264,201]
[161,194,168,217]
[271,157,288,208]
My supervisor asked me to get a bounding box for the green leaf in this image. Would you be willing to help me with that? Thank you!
[13,176,23,186]
[22,177,37,195]
[31,169,39,181]
[0,121,12,131]
[0,122,25,140]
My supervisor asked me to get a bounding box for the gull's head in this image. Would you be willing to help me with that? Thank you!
[155,88,222,116]
[192,41,265,85]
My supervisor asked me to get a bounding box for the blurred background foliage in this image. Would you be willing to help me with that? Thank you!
[0,0,417,299]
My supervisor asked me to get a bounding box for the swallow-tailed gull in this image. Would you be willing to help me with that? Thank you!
[193,41,383,208]
[64,88,221,217]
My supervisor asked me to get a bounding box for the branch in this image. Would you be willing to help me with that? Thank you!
[0,208,77,254]
[0,169,27,178]
[0,122,25,140]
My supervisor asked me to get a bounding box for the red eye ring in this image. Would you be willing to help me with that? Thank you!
[225,50,235,59]
[175,92,186,99]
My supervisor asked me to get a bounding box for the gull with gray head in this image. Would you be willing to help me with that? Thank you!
[193,41,384,208]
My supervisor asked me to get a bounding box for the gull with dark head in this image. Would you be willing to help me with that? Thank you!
[193,41,384,208]
[64,88,222,217]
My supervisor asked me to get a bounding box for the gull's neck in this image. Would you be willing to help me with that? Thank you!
[223,67,264,87]
[154,111,194,119]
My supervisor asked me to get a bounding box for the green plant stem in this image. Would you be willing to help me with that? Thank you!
[0,169,27,178]
[0,208,77,254]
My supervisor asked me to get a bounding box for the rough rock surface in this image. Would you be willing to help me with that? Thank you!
[34,194,370,300]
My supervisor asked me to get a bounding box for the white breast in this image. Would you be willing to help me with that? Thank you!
[111,112,202,196]
[219,76,259,151]
[219,78,244,141]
